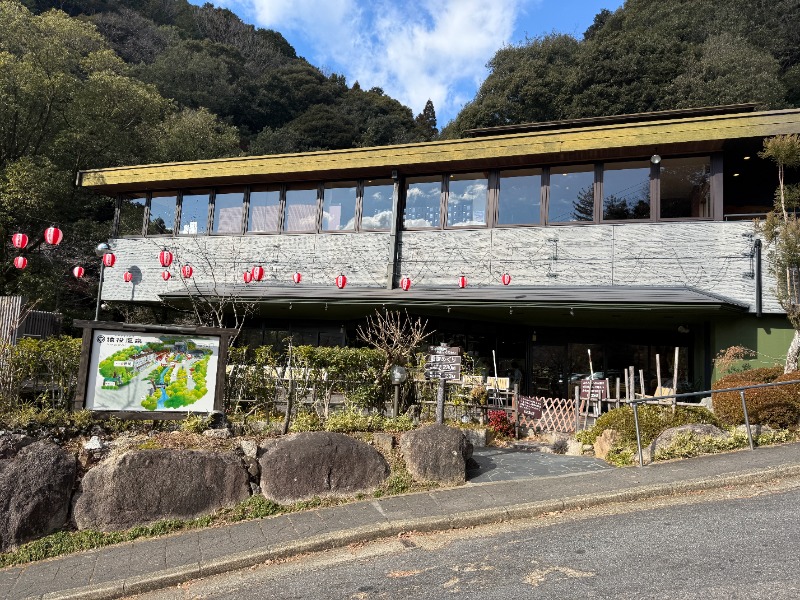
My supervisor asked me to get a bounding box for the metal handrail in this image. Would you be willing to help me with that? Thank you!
[625,378,800,467]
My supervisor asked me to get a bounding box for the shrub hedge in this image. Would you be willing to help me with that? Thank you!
[579,404,720,447]
[712,367,800,428]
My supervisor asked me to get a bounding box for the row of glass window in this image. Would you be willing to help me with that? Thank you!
[117,156,712,237]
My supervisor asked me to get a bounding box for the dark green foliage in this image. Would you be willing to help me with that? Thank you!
[445,0,800,136]
[712,367,800,427]
[581,405,721,446]
[414,100,438,141]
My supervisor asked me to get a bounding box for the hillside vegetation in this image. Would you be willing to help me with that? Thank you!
[444,0,800,136]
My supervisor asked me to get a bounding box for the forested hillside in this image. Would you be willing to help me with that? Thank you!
[1,0,432,319]
[23,0,432,151]
[444,0,800,136]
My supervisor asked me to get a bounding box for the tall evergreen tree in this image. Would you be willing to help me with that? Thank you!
[414,99,438,141]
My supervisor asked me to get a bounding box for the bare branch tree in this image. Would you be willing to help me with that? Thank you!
[357,309,432,377]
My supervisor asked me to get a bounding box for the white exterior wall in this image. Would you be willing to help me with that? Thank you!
[397,221,774,313]
[104,221,777,314]
[102,232,392,302]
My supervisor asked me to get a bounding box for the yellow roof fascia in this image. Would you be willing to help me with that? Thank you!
[79,108,800,192]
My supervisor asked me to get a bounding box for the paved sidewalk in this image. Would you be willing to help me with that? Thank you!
[467,447,610,483]
[2,443,800,600]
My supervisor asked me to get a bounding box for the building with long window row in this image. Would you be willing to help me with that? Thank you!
[78,104,800,397]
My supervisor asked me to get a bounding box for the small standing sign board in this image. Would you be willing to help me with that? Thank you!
[517,395,543,419]
[579,378,609,420]
[425,345,461,425]
[424,345,462,381]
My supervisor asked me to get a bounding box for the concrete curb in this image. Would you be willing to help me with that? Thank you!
[30,462,800,600]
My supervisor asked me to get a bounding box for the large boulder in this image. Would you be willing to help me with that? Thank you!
[650,424,728,458]
[593,429,620,461]
[399,424,469,483]
[0,441,77,552]
[259,432,389,503]
[73,449,251,531]
[0,432,34,459]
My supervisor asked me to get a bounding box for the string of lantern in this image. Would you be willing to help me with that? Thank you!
[9,230,517,292]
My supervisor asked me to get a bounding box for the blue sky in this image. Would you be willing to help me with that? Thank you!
[192,1,624,126]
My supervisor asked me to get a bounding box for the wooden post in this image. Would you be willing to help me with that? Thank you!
[574,385,580,433]
[436,377,446,424]
[623,369,629,403]
[655,353,662,397]
[615,377,621,408]
[588,349,594,378]
[672,346,679,414]
[639,368,646,398]
[629,366,636,401]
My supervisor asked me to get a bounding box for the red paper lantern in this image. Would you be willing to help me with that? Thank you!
[336,274,347,289]
[102,253,116,267]
[292,272,302,284]
[72,266,85,279]
[159,249,173,268]
[400,277,412,291]
[44,227,63,245]
[458,275,468,288]
[161,270,171,281]
[12,233,28,249]
[13,256,27,269]
[251,265,264,281]
[124,271,133,283]
[243,271,253,284]
[501,273,512,286]
[181,264,193,278]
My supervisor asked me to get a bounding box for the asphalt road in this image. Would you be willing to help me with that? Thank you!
[130,481,800,600]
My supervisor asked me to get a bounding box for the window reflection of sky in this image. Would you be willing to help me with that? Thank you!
[180,193,209,235]
[323,184,357,231]
[404,179,440,228]
[149,194,176,234]
[603,163,650,220]
[362,182,393,230]
[549,169,594,223]
[448,177,487,226]
[498,171,541,225]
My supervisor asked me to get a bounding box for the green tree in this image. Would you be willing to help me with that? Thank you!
[414,99,438,141]
[757,134,800,372]
[664,33,786,109]
[442,34,580,138]
[0,1,239,313]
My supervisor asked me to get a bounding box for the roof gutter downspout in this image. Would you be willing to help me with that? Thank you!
[755,238,762,317]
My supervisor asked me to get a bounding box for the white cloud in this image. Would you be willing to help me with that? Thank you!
[221,0,522,125]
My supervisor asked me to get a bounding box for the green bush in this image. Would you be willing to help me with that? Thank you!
[581,405,720,446]
[323,409,382,433]
[179,414,212,434]
[712,367,800,427]
[289,410,322,432]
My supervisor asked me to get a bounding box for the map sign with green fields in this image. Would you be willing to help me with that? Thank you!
[85,331,219,412]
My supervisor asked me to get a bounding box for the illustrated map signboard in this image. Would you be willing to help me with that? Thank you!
[425,345,462,380]
[84,330,220,412]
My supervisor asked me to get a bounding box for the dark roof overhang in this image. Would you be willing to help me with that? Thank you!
[159,285,748,312]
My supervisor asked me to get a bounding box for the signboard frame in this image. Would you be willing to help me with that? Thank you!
[73,320,236,419]
[579,378,610,402]
[424,345,462,381]
[517,395,544,419]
